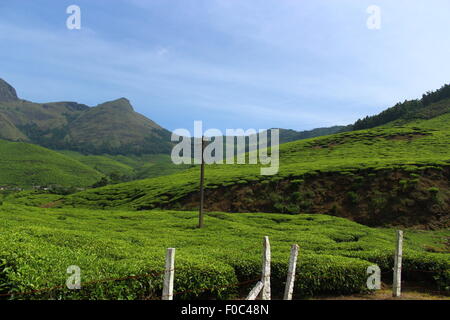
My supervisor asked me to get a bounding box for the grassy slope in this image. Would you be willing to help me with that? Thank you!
[58,151,135,177]
[130,154,195,179]
[0,190,63,207]
[58,151,193,179]
[0,204,448,299]
[63,111,450,210]
[0,140,102,187]
[0,144,193,188]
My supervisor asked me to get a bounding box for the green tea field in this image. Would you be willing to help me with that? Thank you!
[60,110,450,228]
[0,140,102,188]
[0,203,448,299]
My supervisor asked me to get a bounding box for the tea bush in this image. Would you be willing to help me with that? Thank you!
[0,204,448,299]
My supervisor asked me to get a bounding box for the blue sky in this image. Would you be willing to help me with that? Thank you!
[1,0,449,132]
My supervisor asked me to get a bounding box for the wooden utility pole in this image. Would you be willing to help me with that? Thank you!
[198,136,206,228]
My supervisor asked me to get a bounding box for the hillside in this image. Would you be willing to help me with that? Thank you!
[0,79,173,155]
[0,142,192,189]
[0,139,102,187]
[349,84,450,131]
[62,101,450,228]
[59,151,194,180]
[63,98,172,154]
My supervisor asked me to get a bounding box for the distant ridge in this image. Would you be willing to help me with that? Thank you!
[273,126,345,144]
[0,79,173,155]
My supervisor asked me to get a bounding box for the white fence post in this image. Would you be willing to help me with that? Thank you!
[246,281,264,300]
[392,230,403,297]
[259,236,271,300]
[162,248,175,300]
[283,244,299,300]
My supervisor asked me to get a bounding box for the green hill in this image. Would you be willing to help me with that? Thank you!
[0,79,173,155]
[350,84,450,131]
[64,98,172,154]
[0,140,102,187]
[63,98,450,227]
[59,151,193,180]
[58,151,136,178]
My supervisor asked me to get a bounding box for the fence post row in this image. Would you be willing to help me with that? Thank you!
[392,230,403,298]
[162,248,175,300]
[283,244,299,300]
[160,234,402,300]
[260,236,271,300]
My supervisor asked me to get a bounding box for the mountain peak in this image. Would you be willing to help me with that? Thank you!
[0,78,19,102]
[97,98,134,112]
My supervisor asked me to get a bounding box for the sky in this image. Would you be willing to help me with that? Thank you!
[0,0,449,132]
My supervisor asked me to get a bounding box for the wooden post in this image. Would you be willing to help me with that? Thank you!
[392,230,403,297]
[283,244,299,300]
[162,248,175,300]
[246,281,263,300]
[198,136,206,228]
[260,236,271,300]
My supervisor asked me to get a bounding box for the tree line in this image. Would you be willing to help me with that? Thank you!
[352,84,450,131]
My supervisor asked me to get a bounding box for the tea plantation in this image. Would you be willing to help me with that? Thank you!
[0,204,448,299]
[62,111,450,211]
[0,140,102,187]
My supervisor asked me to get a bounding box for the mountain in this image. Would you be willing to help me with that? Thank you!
[63,85,450,228]
[59,98,172,154]
[0,79,173,155]
[0,139,102,187]
[0,79,352,157]
[0,79,18,102]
